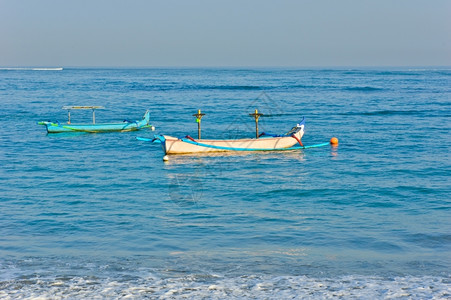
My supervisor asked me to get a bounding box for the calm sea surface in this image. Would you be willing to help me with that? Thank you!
[0,68,450,299]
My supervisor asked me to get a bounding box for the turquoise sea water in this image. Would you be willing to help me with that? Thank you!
[0,68,450,299]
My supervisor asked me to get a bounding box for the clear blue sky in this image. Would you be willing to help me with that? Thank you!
[1,0,450,67]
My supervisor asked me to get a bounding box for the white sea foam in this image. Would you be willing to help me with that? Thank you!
[0,67,63,71]
[0,275,449,299]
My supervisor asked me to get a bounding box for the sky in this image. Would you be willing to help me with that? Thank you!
[1,0,450,67]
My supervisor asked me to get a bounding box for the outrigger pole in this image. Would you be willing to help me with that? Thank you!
[249,108,263,139]
[62,106,104,124]
[193,109,206,139]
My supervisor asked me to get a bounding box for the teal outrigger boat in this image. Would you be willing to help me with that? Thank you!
[38,106,153,133]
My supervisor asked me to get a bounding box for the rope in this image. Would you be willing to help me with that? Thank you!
[184,135,196,142]
[291,134,304,147]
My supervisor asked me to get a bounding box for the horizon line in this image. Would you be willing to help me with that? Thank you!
[1,65,450,70]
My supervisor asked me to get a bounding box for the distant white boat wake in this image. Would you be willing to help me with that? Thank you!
[0,67,63,71]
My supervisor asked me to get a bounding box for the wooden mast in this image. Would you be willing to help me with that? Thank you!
[249,108,263,139]
[193,109,206,139]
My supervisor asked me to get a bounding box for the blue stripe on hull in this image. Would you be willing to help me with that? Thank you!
[178,138,329,151]
[45,122,148,133]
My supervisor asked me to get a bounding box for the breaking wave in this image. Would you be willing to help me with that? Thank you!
[0,67,63,71]
[0,274,449,299]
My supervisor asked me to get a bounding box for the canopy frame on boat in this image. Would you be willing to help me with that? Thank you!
[62,106,105,124]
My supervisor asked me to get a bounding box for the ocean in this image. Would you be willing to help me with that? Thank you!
[0,68,450,299]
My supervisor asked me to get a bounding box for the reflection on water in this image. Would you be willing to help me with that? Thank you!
[168,173,203,207]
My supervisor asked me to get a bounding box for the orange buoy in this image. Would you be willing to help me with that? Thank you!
[330,137,339,145]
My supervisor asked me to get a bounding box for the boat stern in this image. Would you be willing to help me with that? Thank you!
[153,134,168,154]
[37,121,53,133]
[285,117,305,140]
[143,110,151,125]
[296,119,305,139]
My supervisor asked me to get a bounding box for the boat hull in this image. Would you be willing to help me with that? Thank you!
[39,110,151,133]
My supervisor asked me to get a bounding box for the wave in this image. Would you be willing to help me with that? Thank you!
[342,69,451,76]
[405,233,451,250]
[192,85,262,91]
[124,83,263,92]
[1,274,448,299]
[341,110,424,116]
[0,67,63,71]
[174,83,384,92]
[291,84,319,89]
[344,86,384,92]
[281,84,385,92]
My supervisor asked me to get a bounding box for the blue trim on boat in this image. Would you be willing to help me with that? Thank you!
[139,135,329,151]
[136,136,162,144]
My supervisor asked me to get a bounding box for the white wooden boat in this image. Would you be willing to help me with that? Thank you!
[154,118,305,155]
